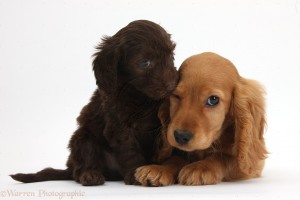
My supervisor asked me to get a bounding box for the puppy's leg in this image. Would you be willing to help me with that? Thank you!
[69,127,106,186]
[135,156,188,186]
[108,133,146,185]
[178,154,232,185]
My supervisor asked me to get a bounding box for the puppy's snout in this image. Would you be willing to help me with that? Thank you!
[174,129,193,145]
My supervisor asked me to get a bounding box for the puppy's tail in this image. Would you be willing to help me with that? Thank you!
[10,168,72,183]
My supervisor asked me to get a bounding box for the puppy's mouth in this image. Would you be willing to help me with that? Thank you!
[129,76,177,100]
[171,141,212,152]
[144,85,177,100]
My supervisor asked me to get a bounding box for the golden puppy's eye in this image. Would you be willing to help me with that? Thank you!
[206,96,219,107]
[171,93,181,100]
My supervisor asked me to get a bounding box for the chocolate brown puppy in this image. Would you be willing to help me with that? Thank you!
[11,20,178,186]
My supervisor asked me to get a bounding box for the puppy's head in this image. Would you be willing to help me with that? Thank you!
[167,52,239,151]
[93,20,178,99]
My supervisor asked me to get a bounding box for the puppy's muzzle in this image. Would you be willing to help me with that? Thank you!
[174,129,193,145]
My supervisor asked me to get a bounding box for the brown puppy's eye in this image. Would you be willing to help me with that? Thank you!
[206,96,219,107]
[139,60,151,68]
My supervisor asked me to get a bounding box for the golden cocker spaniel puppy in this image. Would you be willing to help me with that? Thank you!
[135,52,267,186]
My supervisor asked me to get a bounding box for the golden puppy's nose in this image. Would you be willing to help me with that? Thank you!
[174,129,193,145]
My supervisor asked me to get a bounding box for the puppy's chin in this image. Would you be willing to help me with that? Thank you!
[139,88,174,100]
[131,78,177,100]
[172,145,195,152]
[145,83,177,100]
[171,143,212,152]
[167,135,212,152]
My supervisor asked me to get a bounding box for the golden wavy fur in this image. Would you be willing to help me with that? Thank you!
[135,52,267,186]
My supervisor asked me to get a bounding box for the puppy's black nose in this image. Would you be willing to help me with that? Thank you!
[174,129,193,145]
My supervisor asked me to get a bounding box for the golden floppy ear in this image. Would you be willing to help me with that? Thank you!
[154,99,174,163]
[232,78,268,176]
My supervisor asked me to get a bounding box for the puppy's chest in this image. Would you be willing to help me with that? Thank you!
[130,114,160,133]
[121,103,161,133]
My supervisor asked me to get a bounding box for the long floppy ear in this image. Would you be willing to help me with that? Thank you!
[232,77,268,177]
[93,36,120,96]
[154,99,174,163]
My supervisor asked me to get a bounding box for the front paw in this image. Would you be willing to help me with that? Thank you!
[178,162,223,185]
[135,165,175,187]
[124,169,140,185]
[79,170,105,186]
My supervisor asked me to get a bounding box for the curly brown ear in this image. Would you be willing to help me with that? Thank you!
[93,36,120,96]
[232,78,267,177]
[154,99,174,163]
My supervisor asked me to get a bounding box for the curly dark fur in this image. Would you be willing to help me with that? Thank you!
[10,20,178,186]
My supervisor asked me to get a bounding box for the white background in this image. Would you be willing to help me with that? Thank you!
[1,0,300,199]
